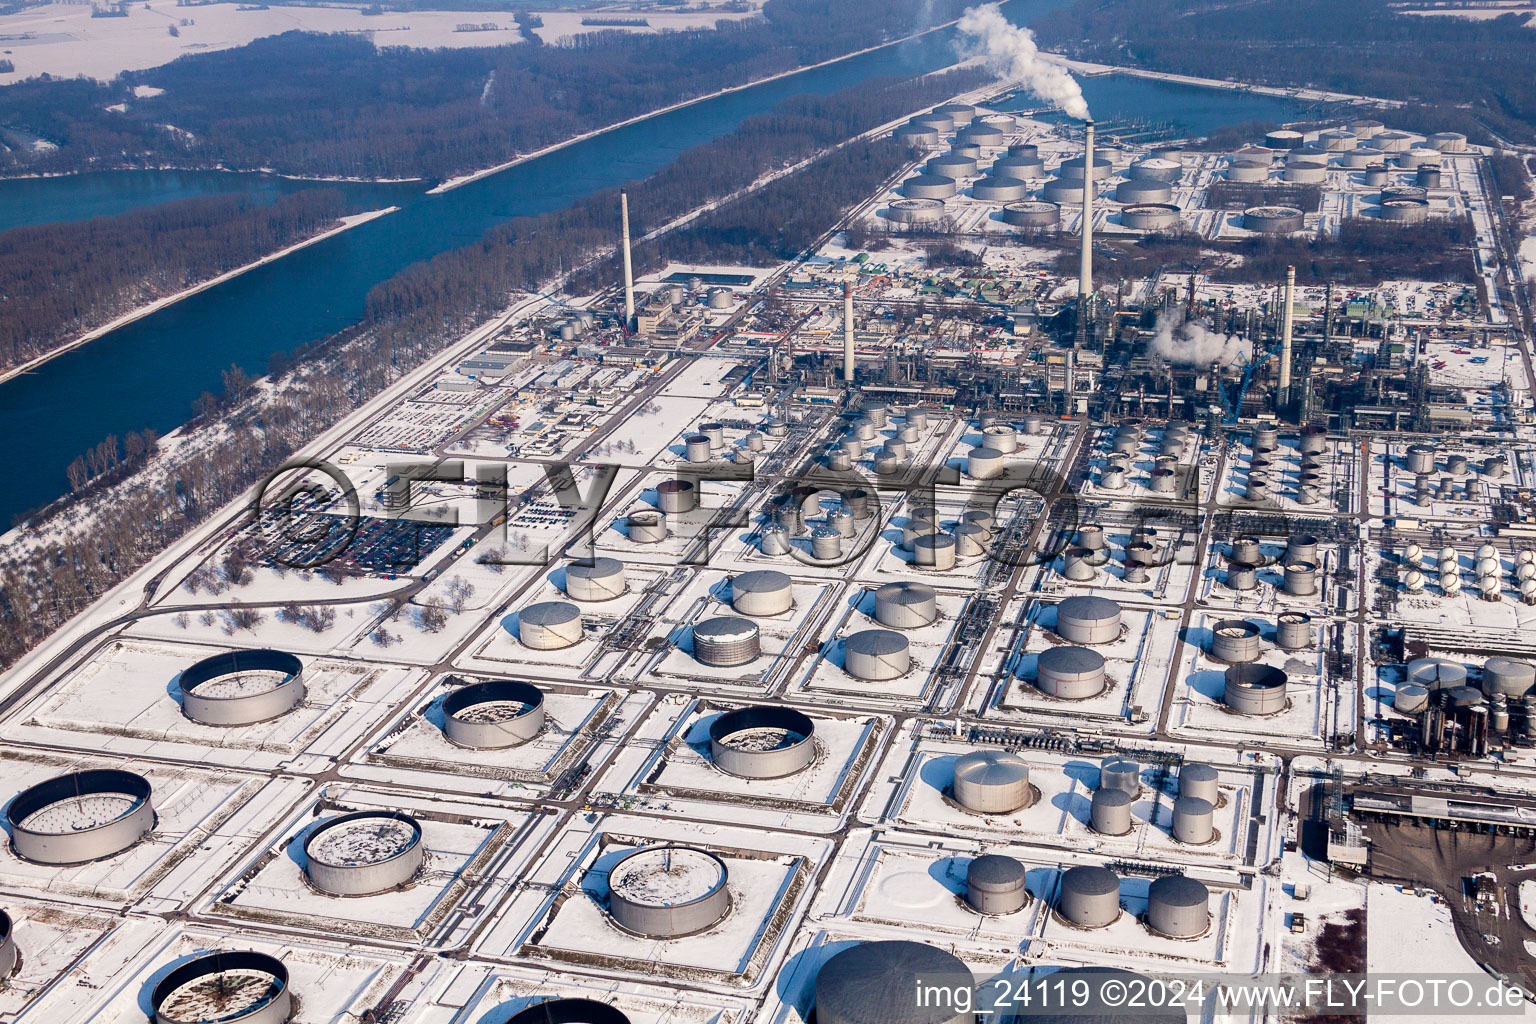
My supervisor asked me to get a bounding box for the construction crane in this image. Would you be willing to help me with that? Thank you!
[1215,338,1285,425]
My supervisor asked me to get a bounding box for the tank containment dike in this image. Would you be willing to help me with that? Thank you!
[7,768,154,865]
[1058,865,1121,928]
[952,750,1035,813]
[178,649,305,727]
[1090,787,1135,835]
[605,846,730,938]
[1224,664,1288,714]
[708,705,816,779]
[1147,874,1211,938]
[443,678,546,748]
[507,1000,632,1024]
[814,941,974,1024]
[966,854,1029,915]
[302,810,425,896]
[151,950,291,1024]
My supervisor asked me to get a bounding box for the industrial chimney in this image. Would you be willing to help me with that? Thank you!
[1079,120,1095,310]
[1278,264,1295,411]
[620,189,635,332]
[843,282,855,383]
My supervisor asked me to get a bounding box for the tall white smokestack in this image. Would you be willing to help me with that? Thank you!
[1278,264,1295,410]
[1079,120,1094,308]
[843,282,855,383]
[620,189,635,331]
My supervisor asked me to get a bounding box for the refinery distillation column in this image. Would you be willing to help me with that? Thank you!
[1077,120,1094,348]
[1278,264,1295,411]
[843,282,855,383]
[620,189,636,331]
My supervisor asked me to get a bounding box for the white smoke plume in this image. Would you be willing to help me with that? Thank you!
[1149,314,1253,368]
[955,3,1089,120]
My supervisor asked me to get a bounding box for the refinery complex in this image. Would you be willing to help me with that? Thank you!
[3,81,1536,1024]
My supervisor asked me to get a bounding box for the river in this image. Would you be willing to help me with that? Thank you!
[0,2,1315,527]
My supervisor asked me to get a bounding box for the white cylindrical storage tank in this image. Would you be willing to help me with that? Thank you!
[1063,546,1096,581]
[883,198,946,225]
[7,769,155,865]
[1224,664,1288,714]
[731,570,793,616]
[1114,179,1174,204]
[443,678,545,747]
[972,176,1030,201]
[517,601,584,649]
[565,557,626,601]
[1286,146,1329,167]
[1231,536,1262,564]
[151,951,292,1024]
[927,153,977,177]
[1381,197,1429,223]
[1287,534,1320,565]
[993,155,1046,179]
[902,518,938,550]
[745,430,764,451]
[708,705,816,778]
[0,911,13,982]
[1319,129,1357,151]
[903,173,957,199]
[1179,763,1220,805]
[1243,206,1305,232]
[178,649,306,727]
[1256,426,1281,449]
[1090,787,1135,835]
[966,854,1028,915]
[1041,178,1090,204]
[1406,657,1467,690]
[1415,165,1443,189]
[914,533,958,570]
[1284,561,1319,596]
[1283,164,1327,183]
[684,434,712,463]
[1429,131,1468,152]
[1127,157,1182,182]
[1484,657,1536,698]
[892,124,940,146]
[760,527,790,556]
[1377,131,1415,152]
[606,846,730,938]
[1363,164,1389,186]
[303,810,425,897]
[1120,203,1182,231]
[814,941,973,1024]
[1077,524,1107,551]
[844,629,910,681]
[628,509,667,544]
[1339,146,1384,168]
[1401,146,1443,168]
[1101,758,1141,796]
[1395,683,1430,714]
[810,526,841,561]
[874,581,938,628]
[1056,595,1122,644]
[1265,129,1304,150]
[1227,561,1258,591]
[936,102,975,124]
[1147,875,1211,938]
[1058,155,1114,180]
[707,287,733,309]
[957,123,1005,147]
[1172,796,1215,844]
[656,478,696,514]
[1276,611,1314,650]
[693,616,761,667]
[1036,646,1107,699]
[1348,118,1385,138]
[1227,158,1271,182]
[1003,200,1061,229]
[981,424,1018,453]
[1058,866,1121,928]
[953,523,989,558]
[952,750,1034,813]
[967,445,1005,479]
[1245,473,1271,501]
[1211,619,1262,663]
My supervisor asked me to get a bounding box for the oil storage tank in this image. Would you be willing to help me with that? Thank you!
[693,617,761,667]
[1120,204,1181,231]
[1484,657,1536,698]
[177,649,306,727]
[875,581,939,628]
[1172,796,1215,844]
[443,679,545,748]
[1036,646,1107,699]
[1147,875,1210,938]
[1058,865,1121,928]
[508,1001,632,1024]
[814,941,974,1024]
[914,533,958,570]
[927,153,978,178]
[1114,179,1173,204]
[1002,200,1061,229]
[565,557,626,601]
[1277,611,1314,650]
[1101,758,1141,795]
[884,198,946,225]
[7,769,154,865]
[605,846,730,938]
[1058,155,1114,180]
[1227,158,1271,182]
[151,951,292,1024]
[903,174,957,199]
[1243,206,1305,232]
[953,750,1034,813]
[1224,664,1288,714]
[731,570,794,616]
[517,601,584,649]
[967,854,1029,915]
[972,176,1030,201]
[1090,787,1135,835]
[708,705,816,778]
[656,478,696,514]
[1211,619,1262,662]
[844,629,910,680]
[1127,157,1182,182]
[1056,595,1122,644]
[0,910,14,981]
[302,810,425,896]
[627,509,667,544]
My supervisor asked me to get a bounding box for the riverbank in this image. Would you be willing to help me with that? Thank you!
[1049,54,1405,109]
[426,17,967,195]
[0,205,398,388]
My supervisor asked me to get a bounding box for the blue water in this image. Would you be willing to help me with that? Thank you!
[0,1,1313,525]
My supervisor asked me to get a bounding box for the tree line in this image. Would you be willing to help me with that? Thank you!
[0,189,347,375]
[0,0,976,181]
[0,68,987,668]
[1035,0,1536,143]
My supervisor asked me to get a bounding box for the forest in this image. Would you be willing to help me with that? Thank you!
[0,189,347,375]
[0,0,975,180]
[0,69,984,669]
[1035,0,1536,143]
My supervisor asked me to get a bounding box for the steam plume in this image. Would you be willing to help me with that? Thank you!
[1149,314,1252,368]
[955,4,1089,120]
